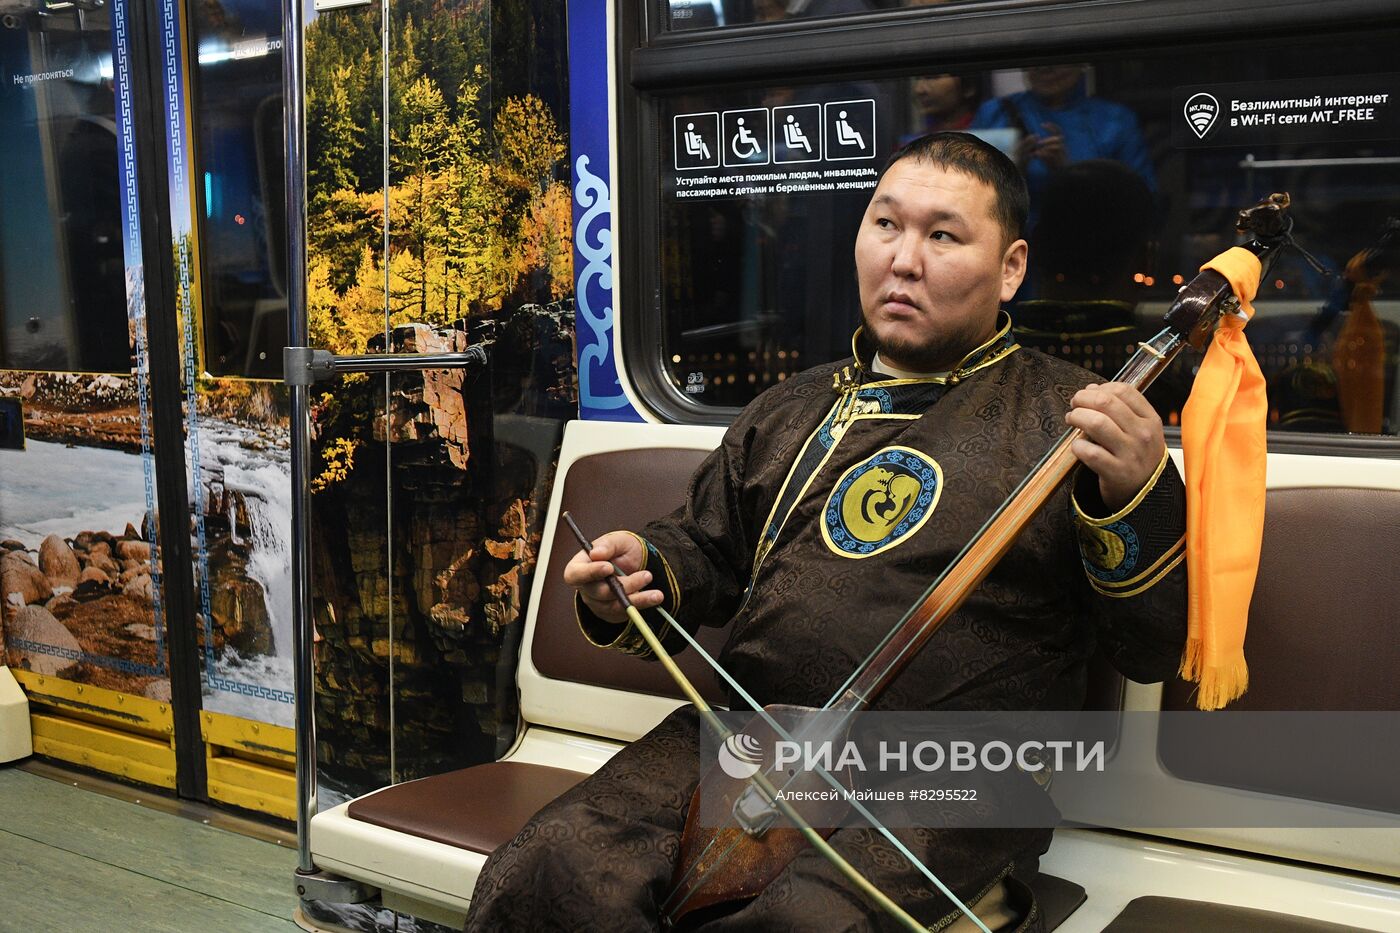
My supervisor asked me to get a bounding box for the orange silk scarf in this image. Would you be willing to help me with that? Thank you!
[1179,247,1267,710]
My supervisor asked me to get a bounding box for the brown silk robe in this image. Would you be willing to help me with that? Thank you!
[465,320,1188,933]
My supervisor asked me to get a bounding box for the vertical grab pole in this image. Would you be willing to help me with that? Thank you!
[283,0,315,877]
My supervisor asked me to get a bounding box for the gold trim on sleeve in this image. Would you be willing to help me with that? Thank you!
[1088,549,1186,599]
[655,544,682,614]
[1072,447,1171,527]
[575,595,635,649]
[1089,535,1186,590]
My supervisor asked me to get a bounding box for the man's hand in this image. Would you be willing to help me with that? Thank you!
[1065,383,1166,513]
[562,530,665,625]
[1015,122,1067,171]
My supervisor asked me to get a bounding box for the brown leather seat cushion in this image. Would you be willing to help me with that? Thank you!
[347,761,585,854]
[1102,896,1375,932]
[532,447,734,704]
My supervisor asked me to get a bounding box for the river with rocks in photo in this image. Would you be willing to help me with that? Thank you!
[195,416,295,728]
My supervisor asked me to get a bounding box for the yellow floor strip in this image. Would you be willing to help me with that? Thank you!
[11,672,295,820]
[202,709,296,820]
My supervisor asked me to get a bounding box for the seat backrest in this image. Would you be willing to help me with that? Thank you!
[518,421,728,742]
[1157,485,1400,810]
[1062,452,1400,878]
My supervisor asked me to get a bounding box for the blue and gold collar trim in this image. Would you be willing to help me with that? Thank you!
[844,311,1020,390]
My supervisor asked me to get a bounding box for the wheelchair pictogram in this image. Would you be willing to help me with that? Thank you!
[732,118,762,158]
[722,109,770,167]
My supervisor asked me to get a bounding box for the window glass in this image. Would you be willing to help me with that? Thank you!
[653,37,1400,435]
[188,0,285,377]
[0,7,129,374]
[665,0,1075,32]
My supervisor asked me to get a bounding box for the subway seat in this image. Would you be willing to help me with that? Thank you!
[309,424,1400,932]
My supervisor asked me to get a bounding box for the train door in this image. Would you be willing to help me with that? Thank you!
[1,0,575,837]
[0,0,302,817]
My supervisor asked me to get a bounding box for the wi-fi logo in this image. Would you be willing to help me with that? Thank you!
[1184,93,1220,140]
[718,732,764,780]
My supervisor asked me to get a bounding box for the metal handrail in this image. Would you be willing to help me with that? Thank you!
[284,341,486,892]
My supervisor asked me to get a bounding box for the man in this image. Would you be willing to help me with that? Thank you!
[465,133,1186,932]
[971,65,1154,193]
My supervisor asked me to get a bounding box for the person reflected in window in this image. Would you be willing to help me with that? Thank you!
[971,64,1155,199]
[912,74,978,135]
[1330,235,1398,434]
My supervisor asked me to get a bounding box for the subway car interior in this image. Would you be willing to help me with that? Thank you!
[2,0,1400,930]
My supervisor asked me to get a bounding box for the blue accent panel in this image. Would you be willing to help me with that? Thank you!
[569,0,642,422]
[111,0,168,675]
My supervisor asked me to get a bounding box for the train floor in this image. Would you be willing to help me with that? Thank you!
[0,762,299,933]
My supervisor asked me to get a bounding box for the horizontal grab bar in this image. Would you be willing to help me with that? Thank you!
[283,345,489,384]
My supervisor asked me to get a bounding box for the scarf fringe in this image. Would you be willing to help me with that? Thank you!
[1179,639,1249,711]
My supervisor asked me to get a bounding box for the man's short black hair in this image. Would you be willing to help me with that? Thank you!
[880,132,1029,248]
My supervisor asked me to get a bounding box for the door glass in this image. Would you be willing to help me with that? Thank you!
[178,0,300,810]
[187,0,287,378]
[302,0,394,809]
[0,5,129,373]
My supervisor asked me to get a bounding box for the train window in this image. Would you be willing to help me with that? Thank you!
[664,0,1081,33]
[0,8,130,375]
[186,0,285,377]
[647,38,1400,436]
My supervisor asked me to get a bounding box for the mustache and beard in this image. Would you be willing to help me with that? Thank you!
[859,304,998,374]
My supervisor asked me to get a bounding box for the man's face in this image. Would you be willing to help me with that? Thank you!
[1026,64,1085,106]
[913,76,964,118]
[854,160,1026,372]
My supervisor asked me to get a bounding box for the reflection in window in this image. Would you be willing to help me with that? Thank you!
[188,0,285,377]
[0,9,129,374]
[653,40,1400,436]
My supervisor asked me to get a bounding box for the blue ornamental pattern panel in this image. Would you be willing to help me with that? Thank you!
[569,0,642,422]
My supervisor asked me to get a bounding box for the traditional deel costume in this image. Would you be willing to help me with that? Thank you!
[465,316,1188,933]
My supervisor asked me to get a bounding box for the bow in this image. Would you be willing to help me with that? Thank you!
[562,513,964,933]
